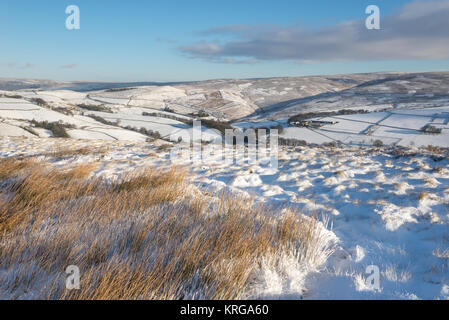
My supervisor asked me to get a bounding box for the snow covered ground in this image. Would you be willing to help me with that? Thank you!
[177,144,449,299]
[1,72,449,299]
[1,136,448,299]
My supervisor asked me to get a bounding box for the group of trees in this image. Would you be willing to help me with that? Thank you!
[30,120,75,138]
[288,109,369,124]
[77,104,113,113]
[279,138,307,146]
[0,94,23,99]
[142,111,187,123]
[87,114,119,126]
[30,98,48,107]
[187,119,233,135]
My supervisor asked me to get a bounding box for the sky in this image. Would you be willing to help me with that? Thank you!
[1,0,449,82]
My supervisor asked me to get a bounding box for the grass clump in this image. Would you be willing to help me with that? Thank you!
[0,159,335,300]
[0,158,35,180]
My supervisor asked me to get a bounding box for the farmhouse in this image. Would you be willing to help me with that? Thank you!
[291,120,339,128]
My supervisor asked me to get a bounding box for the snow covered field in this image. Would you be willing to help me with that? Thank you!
[2,86,449,149]
[278,107,449,148]
[1,136,448,299]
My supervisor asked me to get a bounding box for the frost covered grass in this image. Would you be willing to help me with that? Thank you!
[2,136,448,299]
[0,158,35,180]
[0,158,335,300]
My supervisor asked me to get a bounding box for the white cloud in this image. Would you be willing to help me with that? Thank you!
[180,0,449,63]
[59,64,77,69]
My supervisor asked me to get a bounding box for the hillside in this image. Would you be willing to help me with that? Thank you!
[1,72,449,148]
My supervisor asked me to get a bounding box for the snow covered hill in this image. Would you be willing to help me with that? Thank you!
[1,72,449,148]
[1,72,449,300]
[252,72,449,119]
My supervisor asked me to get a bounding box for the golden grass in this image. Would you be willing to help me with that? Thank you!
[49,146,109,159]
[419,190,429,201]
[8,145,111,161]
[0,164,99,233]
[0,158,35,180]
[0,159,334,300]
[60,163,98,180]
[114,166,186,192]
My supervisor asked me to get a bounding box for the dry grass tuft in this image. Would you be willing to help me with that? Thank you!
[114,166,186,192]
[0,159,335,300]
[0,158,35,180]
[0,164,99,233]
[419,191,429,201]
[49,146,109,159]
[60,164,98,180]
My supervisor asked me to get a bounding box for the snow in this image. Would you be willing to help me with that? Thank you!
[171,144,449,299]
[0,123,34,137]
[282,107,449,147]
[67,129,117,140]
[84,127,148,142]
[1,135,449,300]
[1,74,449,300]
[281,127,334,144]
[0,98,30,104]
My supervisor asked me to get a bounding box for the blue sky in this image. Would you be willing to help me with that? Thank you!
[1,0,448,82]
